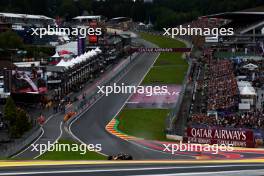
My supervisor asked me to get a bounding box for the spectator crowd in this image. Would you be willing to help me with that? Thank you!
[189,55,264,132]
[206,60,239,111]
[189,109,264,130]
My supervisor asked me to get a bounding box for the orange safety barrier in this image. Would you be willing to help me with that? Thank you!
[63,111,77,122]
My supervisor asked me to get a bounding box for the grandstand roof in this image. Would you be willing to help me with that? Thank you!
[205,12,264,34]
[110,17,129,20]
[73,16,101,20]
[205,12,264,20]
[108,17,132,23]
[0,12,53,20]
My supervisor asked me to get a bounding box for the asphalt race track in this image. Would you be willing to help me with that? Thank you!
[69,37,264,160]
[1,162,264,176]
[2,37,264,176]
[70,38,190,159]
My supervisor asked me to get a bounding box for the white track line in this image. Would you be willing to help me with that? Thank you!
[0,164,263,175]
[33,121,63,159]
[12,109,63,158]
[11,127,44,158]
[68,94,107,157]
[67,52,144,157]
[134,169,264,176]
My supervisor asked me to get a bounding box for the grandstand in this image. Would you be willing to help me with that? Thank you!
[0,12,55,27]
[107,17,133,31]
[204,12,264,55]
[206,12,264,35]
[185,11,264,147]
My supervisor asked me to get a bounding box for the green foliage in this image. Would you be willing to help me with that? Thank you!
[140,33,188,84]
[23,45,55,58]
[117,109,170,141]
[142,65,188,84]
[0,31,55,58]
[3,97,32,138]
[3,97,17,126]
[0,30,24,49]
[16,108,32,136]
[0,0,262,29]
[58,0,79,19]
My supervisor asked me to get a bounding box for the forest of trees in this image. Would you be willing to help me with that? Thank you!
[0,0,263,29]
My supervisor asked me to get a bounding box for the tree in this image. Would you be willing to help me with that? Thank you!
[0,0,262,25]
[3,96,17,126]
[153,7,177,29]
[58,0,79,20]
[0,30,24,49]
[10,108,32,138]
[3,97,32,138]
[15,108,32,137]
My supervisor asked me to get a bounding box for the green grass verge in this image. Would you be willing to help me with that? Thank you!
[117,109,170,141]
[39,139,107,160]
[142,65,188,84]
[154,53,187,66]
[140,32,188,84]
[140,32,187,66]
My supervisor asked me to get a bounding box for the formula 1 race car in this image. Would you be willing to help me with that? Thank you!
[107,153,133,160]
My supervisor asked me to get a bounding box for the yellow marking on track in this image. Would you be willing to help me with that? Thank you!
[105,119,136,140]
[1,159,264,167]
[196,155,212,160]
[105,120,264,153]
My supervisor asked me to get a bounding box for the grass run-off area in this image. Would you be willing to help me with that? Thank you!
[143,65,188,84]
[118,109,170,141]
[39,139,106,160]
[116,34,189,141]
[140,32,188,85]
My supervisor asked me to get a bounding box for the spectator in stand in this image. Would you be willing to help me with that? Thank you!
[189,109,264,130]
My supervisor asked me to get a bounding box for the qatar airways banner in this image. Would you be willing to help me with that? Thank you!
[186,127,254,148]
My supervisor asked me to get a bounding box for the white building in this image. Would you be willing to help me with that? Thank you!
[237,81,256,111]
